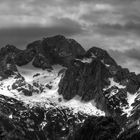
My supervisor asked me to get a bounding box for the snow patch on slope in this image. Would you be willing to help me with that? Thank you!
[63,96,105,116]
[0,75,19,98]
[103,78,126,97]
[122,92,138,117]
[16,60,58,83]
[108,78,126,89]
[127,92,138,107]
[0,63,104,117]
[75,58,93,63]
[91,53,97,58]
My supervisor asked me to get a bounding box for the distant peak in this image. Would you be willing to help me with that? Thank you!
[86,46,117,67]
[43,34,66,41]
[86,47,111,58]
[1,44,17,52]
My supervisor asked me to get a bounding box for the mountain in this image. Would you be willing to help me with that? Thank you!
[0,35,140,140]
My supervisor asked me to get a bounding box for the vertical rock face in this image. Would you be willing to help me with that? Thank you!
[42,35,86,66]
[58,58,111,111]
[58,47,116,112]
[58,46,140,124]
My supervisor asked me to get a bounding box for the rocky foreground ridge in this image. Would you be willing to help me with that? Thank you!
[0,35,140,139]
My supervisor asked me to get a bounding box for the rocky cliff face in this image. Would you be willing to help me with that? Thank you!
[58,47,140,119]
[0,35,140,139]
[58,57,111,113]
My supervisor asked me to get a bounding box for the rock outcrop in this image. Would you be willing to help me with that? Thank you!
[74,116,120,140]
[58,58,111,112]
[58,46,140,124]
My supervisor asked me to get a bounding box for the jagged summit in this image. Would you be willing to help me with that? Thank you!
[58,43,140,126]
[86,46,117,66]
[0,35,85,73]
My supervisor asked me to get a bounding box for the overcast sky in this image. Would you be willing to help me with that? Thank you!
[0,0,140,73]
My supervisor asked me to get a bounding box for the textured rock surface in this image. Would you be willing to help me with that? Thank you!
[42,35,86,66]
[58,58,111,113]
[74,116,120,140]
[0,45,19,78]
[58,46,140,125]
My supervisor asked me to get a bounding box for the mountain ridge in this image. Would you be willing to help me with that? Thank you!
[0,35,140,139]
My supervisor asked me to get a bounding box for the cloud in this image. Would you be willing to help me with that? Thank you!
[109,48,140,62]
[0,17,84,48]
[95,22,140,36]
[123,48,140,61]
[65,0,137,5]
[108,48,140,74]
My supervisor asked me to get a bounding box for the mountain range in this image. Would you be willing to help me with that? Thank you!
[0,35,140,140]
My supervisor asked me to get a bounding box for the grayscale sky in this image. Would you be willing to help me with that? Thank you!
[0,0,140,73]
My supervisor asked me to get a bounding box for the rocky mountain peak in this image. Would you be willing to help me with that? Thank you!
[58,45,140,126]
[0,35,86,78]
[0,35,140,139]
[42,35,86,66]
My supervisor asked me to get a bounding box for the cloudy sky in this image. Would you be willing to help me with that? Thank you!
[0,0,140,73]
